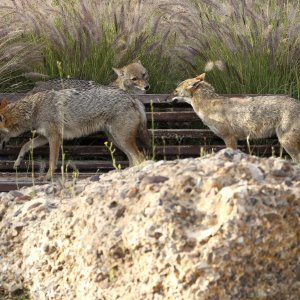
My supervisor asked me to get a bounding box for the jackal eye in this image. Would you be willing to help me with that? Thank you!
[131,77,138,81]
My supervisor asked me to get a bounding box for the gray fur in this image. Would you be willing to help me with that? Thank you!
[28,79,98,94]
[0,86,150,179]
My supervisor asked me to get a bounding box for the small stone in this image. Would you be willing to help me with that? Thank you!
[27,202,43,211]
[248,164,264,181]
[272,160,292,177]
[13,223,26,236]
[184,186,192,193]
[284,179,293,187]
[115,206,126,219]
[272,169,287,177]
[90,174,100,182]
[249,197,258,206]
[110,246,125,259]
[152,281,163,294]
[85,197,94,205]
[109,201,118,208]
[65,211,73,218]
[127,187,139,198]
[9,191,24,198]
[205,178,222,191]
[119,190,128,199]
[141,176,169,187]
[15,195,31,204]
[14,208,22,217]
[45,185,57,194]
[223,149,235,159]
[264,212,280,222]
[295,264,300,281]
[176,205,190,218]
[43,244,56,255]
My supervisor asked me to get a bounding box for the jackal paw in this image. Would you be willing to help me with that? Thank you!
[13,159,21,170]
[36,174,52,182]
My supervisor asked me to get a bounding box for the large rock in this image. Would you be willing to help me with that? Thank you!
[0,149,299,299]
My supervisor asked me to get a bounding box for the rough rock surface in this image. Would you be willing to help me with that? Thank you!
[0,149,299,300]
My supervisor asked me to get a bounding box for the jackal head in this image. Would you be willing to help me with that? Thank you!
[170,73,206,104]
[0,99,10,150]
[113,60,150,94]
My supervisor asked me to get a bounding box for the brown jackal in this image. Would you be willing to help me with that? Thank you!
[30,60,150,95]
[0,86,150,179]
[171,73,300,162]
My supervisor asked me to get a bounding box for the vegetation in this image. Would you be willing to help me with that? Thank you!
[0,0,299,97]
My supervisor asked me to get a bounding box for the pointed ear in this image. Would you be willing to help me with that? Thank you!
[132,58,141,64]
[188,81,202,91]
[112,67,124,76]
[196,73,205,81]
[0,98,8,110]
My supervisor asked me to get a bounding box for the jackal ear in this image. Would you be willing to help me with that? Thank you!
[196,73,205,81]
[188,81,202,90]
[112,67,124,76]
[132,58,141,64]
[0,98,8,110]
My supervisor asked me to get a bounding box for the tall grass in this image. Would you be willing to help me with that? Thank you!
[0,0,184,92]
[0,27,42,91]
[0,0,299,97]
[160,0,300,97]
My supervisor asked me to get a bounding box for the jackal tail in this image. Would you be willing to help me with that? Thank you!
[136,101,151,151]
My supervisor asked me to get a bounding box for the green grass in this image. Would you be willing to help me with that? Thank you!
[0,0,299,97]
[189,0,300,97]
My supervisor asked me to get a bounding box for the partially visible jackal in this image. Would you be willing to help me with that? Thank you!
[30,60,150,95]
[111,60,150,94]
[0,86,150,179]
[171,73,300,162]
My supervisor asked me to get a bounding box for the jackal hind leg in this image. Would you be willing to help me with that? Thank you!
[223,135,238,150]
[105,127,145,167]
[14,135,48,169]
[278,132,300,163]
[45,134,62,180]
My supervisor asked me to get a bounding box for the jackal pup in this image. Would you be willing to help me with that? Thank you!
[30,60,150,95]
[0,86,150,179]
[171,73,300,162]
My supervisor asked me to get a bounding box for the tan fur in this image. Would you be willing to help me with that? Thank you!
[171,73,300,162]
[0,87,150,180]
[111,60,150,94]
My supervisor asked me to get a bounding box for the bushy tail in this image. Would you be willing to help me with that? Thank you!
[136,101,151,151]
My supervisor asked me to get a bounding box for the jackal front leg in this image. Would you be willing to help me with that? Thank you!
[14,135,48,169]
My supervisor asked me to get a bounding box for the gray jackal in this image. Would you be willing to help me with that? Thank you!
[0,86,150,179]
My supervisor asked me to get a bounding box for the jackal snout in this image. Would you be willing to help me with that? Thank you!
[167,92,180,104]
[169,74,206,104]
[112,60,150,94]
